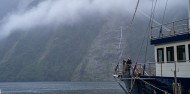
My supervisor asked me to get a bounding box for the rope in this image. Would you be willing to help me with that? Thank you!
[143,0,155,62]
[125,0,141,34]
[118,65,168,94]
[113,76,130,94]
[128,66,141,93]
[129,77,137,93]
[138,77,168,94]
[118,26,123,60]
[159,0,169,37]
[161,0,169,24]
[135,0,157,64]
[144,31,149,63]
[150,0,158,28]
[130,0,140,24]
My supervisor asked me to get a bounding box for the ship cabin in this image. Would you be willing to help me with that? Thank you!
[151,18,190,78]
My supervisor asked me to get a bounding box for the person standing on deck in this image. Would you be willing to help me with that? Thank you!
[122,59,127,74]
[126,58,132,75]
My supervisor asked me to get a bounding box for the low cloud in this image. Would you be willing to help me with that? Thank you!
[0,0,186,38]
[0,0,133,38]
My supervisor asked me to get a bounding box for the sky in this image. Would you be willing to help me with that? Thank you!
[0,0,187,39]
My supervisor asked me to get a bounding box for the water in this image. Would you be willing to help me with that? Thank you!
[0,82,125,94]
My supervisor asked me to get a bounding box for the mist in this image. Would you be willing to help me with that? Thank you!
[0,0,186,38]
[0,0,132,38]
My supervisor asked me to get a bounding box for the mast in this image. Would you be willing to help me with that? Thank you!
[189,0,190,29]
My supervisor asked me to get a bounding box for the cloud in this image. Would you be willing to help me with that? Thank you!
[0,0,133,38]
[0,0,187,38]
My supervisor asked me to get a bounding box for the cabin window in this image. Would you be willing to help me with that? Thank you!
[177,45,186,62]
[157,48,164,63]
[166,46,174,62]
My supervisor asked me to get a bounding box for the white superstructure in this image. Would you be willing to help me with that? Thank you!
[155,40,190,77]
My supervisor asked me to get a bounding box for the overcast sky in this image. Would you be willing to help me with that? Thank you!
[0,0,187,39]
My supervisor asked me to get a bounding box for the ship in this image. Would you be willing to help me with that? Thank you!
[114,0,190,94]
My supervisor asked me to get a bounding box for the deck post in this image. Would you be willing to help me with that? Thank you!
[174,61,177,94]
[161,62,162,77]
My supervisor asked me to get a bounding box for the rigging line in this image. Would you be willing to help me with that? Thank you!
[135,0,162,64]
[124,0,140,64]
[123,0,141,66]
[118,26,123,50]
[144,0,155,63]
[135,0,155,64]
[135,27,149,64]
[117,81,130,94]
[138,77,168,93]
[129,77,138,93]
[159,0,169,37]
[130,0,140,25]
[145,0,168,59]
[147,0,155,29]
[124,0,140,34]
[161,0,169,24]
[139,10,170,31]
[113,77,130,94]
[144,32,149,63]
[150,0,158,28]
[118,26,123,60]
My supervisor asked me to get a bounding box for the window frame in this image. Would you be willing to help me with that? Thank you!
[157,48,164,63]
[166,46,174,63]
[177,45,186,62]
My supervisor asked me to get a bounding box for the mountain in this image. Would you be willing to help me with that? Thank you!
[0,16,102,81]
[0,12,131,81]
[0,0,187,82]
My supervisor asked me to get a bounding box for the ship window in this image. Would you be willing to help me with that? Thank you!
[157,48,164,63]
[166,46,174,62]
[177,45,186,62]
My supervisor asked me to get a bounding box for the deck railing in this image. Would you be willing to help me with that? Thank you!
[114,60,190,77]
[114,62,156,76]
[151,18,190,40]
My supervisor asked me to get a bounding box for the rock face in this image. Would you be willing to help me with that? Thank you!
[72,15,128,81]
[0,14,129,81]
[0,0,187,81]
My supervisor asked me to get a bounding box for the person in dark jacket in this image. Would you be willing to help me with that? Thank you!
[126,59,132,75]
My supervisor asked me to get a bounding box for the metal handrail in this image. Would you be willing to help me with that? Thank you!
[151,18,190,40]
[114,60,190,78]
[152,18,190,28]
[114,62,156,76]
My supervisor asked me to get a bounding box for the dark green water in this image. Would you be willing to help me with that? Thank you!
[0,82,125,94]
